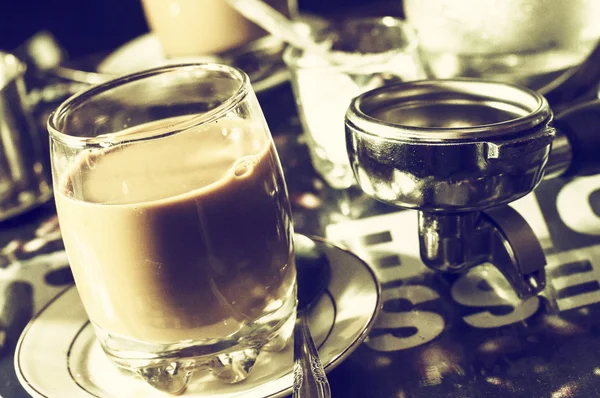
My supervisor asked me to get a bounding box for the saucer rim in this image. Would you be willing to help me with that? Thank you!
[15,233,381,398]
[53,33,290,95]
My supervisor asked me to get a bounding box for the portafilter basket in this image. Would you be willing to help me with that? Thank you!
[346,79,600,298]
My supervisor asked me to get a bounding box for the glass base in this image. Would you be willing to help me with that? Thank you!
[93,289,297,395]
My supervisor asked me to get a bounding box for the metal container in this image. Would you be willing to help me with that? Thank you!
[345,79,555,212]
[0,52,51,220]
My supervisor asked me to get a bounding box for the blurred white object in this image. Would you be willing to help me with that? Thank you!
[141,0,292,58]
[141,0,258,57]
[404,0,600,90]
[15,31,65,72]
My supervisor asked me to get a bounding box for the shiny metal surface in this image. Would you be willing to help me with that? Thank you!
[0,52,52,220]
[418,208,546,298]
[293,236,332,398]
[347,80,551,141]
[484,205,546,296]
[346,80,555,212]
[346,79,556,298]
[418,211,487,272]
[552,99,600,177]
[544,130,573,179]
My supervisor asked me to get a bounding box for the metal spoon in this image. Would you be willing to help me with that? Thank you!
[293,235,332,398]
[225,0,335,63]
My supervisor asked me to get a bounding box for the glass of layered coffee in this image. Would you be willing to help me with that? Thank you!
[48,63,297,394]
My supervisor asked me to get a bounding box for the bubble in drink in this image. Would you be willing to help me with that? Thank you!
[232,157,257,178]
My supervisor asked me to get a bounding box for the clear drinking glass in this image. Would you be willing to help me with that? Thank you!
[404,0,600,91]
[48,63,297,394]
[284,17,425,190]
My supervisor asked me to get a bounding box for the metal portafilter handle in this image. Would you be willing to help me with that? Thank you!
[417,207,547,298]
[551,100,600,178]
[345,80,600,299]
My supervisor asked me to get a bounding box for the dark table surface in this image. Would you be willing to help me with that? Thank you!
[4,2,600,397]
[3,77,600,398]
[0,0,404,58]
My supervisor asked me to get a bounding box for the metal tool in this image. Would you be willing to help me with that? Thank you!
[346,79,600,298]
[293,235,331,398]
[0,51,52,221]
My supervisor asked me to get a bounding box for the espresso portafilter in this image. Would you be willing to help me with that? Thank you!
[345,80,600,298]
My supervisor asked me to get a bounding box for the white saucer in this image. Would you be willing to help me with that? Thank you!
[96,34,289,94]
[15,235,381,398]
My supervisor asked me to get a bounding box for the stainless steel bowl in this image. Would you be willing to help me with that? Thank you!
[345,79,554,212]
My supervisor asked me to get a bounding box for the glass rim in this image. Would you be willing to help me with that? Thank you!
[282,16,419,70]
[47,62,250,148]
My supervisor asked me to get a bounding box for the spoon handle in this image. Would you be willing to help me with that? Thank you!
[293,314,332,398]
[226,0,332,60]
